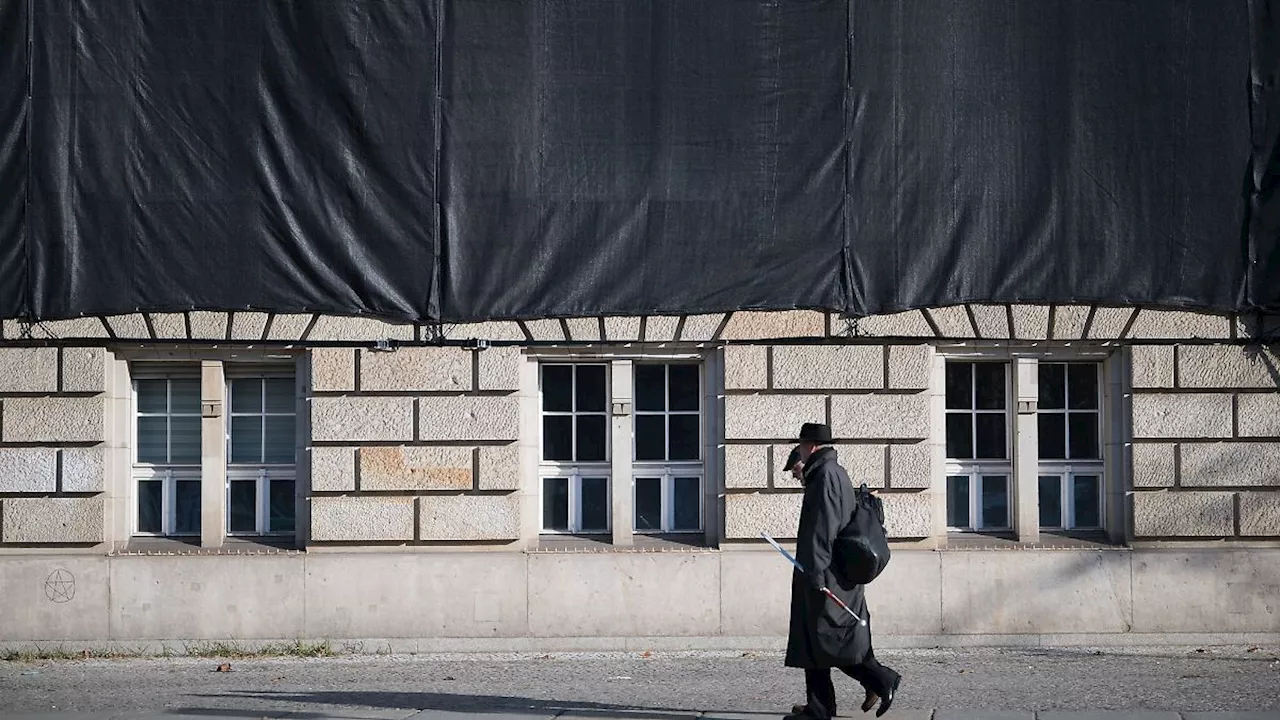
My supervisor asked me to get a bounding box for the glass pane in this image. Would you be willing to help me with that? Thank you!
[668,364,700,411]
[635,415,666,461]
[137,416,169,464]
[1068,364,1099,410]
[263,416,296,464]
[174,480,202,535]
[668,415,700,461]
[230,379,263,413]
[169,416,202,464]
[542,366,573,412]
[1038,413,1066,459]
[945,414,973,459]
[264,378,295,413]
[580,477,609,531]
[137,480,163,533]
[980,475,1009,529]
[1039,475,1063,528]
[542,416,573,461]
[270,480,296,533]
[946,475,970,528]
[1073,475,1101,528]
[635,477,662,531]
[542,478,569,531]
[1038,363,1066,409]
[136,380,169,414]
[229,416,263,464]
[635,364,666,412]
[975,414,1007,459]
[229,480,257,533]
[575,365,607,412]
[1068,413,1100,459]
[576,415,607,462]
[673,476,700,531]
[974,363,1006,410]
[945,362,972,410]
[170,379,201,415]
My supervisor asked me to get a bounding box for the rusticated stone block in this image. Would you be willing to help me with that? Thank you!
[360,347,472,392]
[830,393,929,440]
[1128,310,1231,340]
[1086,307,1135,340]
[477,346,521,392]
[724,444,770,489]
[724,394,826,440]
[310,496,413,542]
[888,442,932,488]
[106,314,149,339]
[850,310,934,338]
[925,306,974,338]
[643,316,680,342]
[310,397,414,442]
[565,318,601,342]
[772,345,883,390]
[524,319,565,341]
[307,316,413,342]
[969,304,1010,339]
[62,447,105,492]
[723,345,768,390]
[1052,305,1091,340]
[1236,394,1280,437]
[1130,346,1175,389]
[1010,305,1051,340]
[188,311,229,340]
[2,497,103,543]
[0,448,58,493]
[310,349,355,392]
[2,397,105,443]
[309,446,356,492]
[0,348,58,393]
[1180,442,1280,487]
[148,313,187,339]
[444,321,527,342]
[61,347,106,394]
[721,311,825,340]
[359,445,473,491]
[680,314,727,341]
[4,317,108,339]
[419,494,520,541]
[1131,394,1232,439]
[230,312,270,340]
[773,444,885,489]
[724,492,801,539]
[603,316,642,342]
[477,444,521,490]
[1178,345,1280,389]
[267,314,314,341]
[887,345,931,390]
[881,491,932,538]
[1132,491,1233,537]
[418,395,519,441]
[1238,491,1280,536]
[1131,443,1177,487]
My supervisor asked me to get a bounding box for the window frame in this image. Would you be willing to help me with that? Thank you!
[224,371,298,538]
[1037,468,1105,531]
[131,372,203,538]
[538,467,613,535]
[632,361,705,534]
[1036,361,1103,462]
[944,360,1013,532]
[538,362,613,535]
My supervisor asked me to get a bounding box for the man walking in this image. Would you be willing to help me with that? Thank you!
[784,423,901,719]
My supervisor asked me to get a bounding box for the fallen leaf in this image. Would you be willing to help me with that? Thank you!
[640,651,652,658]
[215,663,232,673]
[443,676,456,681]
[1248,646,1260,653]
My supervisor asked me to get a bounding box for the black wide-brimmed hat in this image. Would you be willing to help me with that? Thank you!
[781,445,802,472]
[798,422,833,444]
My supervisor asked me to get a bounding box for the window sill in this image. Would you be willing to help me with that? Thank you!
[114,536,302,556]
[531,533,714,553]
[943,531,1122,551]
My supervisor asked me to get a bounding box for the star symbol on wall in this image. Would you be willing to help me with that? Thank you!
[44,569,76,603]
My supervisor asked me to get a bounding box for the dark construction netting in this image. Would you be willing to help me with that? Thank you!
[0,0,1277,323]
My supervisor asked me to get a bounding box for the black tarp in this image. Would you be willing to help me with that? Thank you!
[1,0,1277,323]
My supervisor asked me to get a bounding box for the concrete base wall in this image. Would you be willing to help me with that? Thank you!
[2,548,1277,648]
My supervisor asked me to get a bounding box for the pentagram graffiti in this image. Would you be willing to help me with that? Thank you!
[44,569,75,603]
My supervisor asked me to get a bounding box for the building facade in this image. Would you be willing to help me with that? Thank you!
[1,306,1278,651]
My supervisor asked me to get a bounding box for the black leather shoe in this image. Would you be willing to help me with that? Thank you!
[789,705,832,720]
[875,674,901,717]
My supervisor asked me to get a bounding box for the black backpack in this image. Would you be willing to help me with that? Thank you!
[834,483,891,585]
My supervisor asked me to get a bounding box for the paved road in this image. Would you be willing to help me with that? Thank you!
[1,646,1278,719]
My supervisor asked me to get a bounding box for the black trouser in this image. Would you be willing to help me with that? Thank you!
[803,647,898,720]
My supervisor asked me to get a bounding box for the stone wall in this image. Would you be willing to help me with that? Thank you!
[720,343,934,541]
[1130,345,1280,539]
[0,347,108,544]
[307,346,523,543]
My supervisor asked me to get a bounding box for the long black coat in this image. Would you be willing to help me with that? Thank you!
[784,447,872,669]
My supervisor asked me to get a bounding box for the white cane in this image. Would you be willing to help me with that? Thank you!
[762,532,867,627]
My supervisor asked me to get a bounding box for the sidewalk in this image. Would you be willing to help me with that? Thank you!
[2,646,1277,720]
